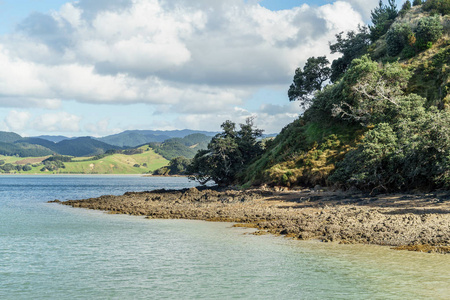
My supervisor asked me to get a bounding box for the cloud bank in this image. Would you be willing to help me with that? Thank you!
[0,0,365,134]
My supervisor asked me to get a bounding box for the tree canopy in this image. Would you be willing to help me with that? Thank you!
[188,118,263,186]
[288,56,331,107]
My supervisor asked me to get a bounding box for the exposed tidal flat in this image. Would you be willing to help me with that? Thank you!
[59,187,450,254]
[1,176,449,299]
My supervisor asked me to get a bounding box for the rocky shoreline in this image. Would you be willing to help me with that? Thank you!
[52,187,450,254]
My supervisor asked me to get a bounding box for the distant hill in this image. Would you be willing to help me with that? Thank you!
[0,131,22,143]
[98,131,170,147]
[52,137,121,157]
[0,129,218,158]
[149,133,212,160]
[34,135,70,143]
[0,141,54,157]
[98,129,217,147]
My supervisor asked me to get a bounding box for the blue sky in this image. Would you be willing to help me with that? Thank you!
[0,0,405,137]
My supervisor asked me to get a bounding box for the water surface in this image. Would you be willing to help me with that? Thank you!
[0,176,448,299]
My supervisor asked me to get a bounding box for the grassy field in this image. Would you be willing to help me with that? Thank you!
[0,147,169,175]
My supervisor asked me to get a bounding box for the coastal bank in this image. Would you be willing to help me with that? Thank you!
[54,187,450,254]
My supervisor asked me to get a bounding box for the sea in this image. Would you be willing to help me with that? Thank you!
[0,175,448,299]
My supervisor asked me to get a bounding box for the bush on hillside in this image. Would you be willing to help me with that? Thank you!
[386,23,413,56]
[415,15,443,50]
[330,107,450,192]
[422,0,450,15]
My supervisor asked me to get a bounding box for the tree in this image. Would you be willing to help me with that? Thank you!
[369,0,398,42]
[168,156,191,174]
[288,56,331,107]
[413,0,423,6]
[399,0,412,17]
[329,26,371,82]
[189,118,263,186]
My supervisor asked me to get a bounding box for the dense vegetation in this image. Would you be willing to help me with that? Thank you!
[188,119,263,186]
[189,1,450,192]
[149,134,211,160]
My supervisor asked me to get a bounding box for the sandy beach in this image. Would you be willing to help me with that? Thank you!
[53,187,450,254]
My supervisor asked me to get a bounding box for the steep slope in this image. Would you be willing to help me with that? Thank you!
[244,3,450,191]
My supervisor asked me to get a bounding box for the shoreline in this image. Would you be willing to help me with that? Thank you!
[53,187,450,254]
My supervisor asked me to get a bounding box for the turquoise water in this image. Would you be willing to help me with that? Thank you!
[0,176,449,299]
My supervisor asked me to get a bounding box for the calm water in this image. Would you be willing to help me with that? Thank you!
[0,176,448,299]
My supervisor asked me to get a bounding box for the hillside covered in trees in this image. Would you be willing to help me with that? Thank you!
[190,0,450,193]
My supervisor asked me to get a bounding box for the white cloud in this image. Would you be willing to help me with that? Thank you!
[32,112,82,132]
[5,110,32,131]
[0,0,365,132]
[84,118,122,137]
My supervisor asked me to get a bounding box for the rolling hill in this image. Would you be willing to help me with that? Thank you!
[0,146,168,174]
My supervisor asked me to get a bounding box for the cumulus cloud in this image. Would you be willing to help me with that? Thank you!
[343,0,380,20]
[5,110,32,131]
[0,0,364,132]
[32,112,82,132]
[84,118,123,137]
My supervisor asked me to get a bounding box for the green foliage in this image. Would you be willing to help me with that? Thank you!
[331,56,412,125]
[399,0,412,16]
[415,15,443,50]
[189,119,263,186]
[168,156,191,174]
[40,160,66,172]
[149,134,211,160]
[329,26,371,82]
[369,0,398,42]
[422,0,450,15]
[330,107,450,191]
[386,23,413,56]
[152,155,192,175]
[413,0,423,6]
[43,155,72,163]
[288,56,331,107]
[0,131,22,143]
[22,165,32,172]
[0,142,54,157]
[153,167,170,176]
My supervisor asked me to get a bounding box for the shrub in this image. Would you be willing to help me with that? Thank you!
[22,165,32,172]
[415,15,443,50]
[386,23,413,56]
[413,0,423,5]
[422,0,450,15]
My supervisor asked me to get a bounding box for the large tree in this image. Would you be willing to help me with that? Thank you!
[188,118,263,186]
[288,56,331,107]
[369,0,398,42]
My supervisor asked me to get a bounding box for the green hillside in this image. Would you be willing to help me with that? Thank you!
[149,134,212,160]
[239,1,450,192]
[0,146,168,174]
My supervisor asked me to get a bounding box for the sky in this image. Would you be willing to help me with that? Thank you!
[0,0,405,137]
